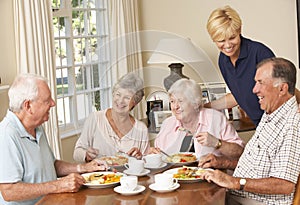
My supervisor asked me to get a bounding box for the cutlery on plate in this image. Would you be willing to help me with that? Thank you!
[160,150,172,158]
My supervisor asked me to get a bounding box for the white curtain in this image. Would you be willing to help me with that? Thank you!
[13,0,61,159]
[109,0,144,119]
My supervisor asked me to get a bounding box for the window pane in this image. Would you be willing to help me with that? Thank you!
[76,94,89,120]
[54,39,68,67]
[74,38,86,64]
[57,97,71,125]
[56,68,69,96]
[75,66,85,91]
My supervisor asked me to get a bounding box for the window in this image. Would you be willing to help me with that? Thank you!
[52,0,111,137]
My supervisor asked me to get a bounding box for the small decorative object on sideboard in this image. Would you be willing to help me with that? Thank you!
[0,77,9,94]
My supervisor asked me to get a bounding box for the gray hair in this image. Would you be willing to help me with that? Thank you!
[8,73,48,112]
[257,57,296,95]
[168,78,202,111]
[113,72,145,106]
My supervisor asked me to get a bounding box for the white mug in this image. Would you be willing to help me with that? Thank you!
[124,159,144,174]
[154,173,178,189]
[120,175,138,191]
[143,154,162,168]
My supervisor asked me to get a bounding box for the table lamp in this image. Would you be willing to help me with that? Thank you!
[147,38,204,91]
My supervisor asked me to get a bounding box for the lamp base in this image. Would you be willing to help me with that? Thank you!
[163,63,189,91]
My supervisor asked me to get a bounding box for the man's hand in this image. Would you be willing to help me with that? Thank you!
[198,154,238,169]
[55,173,85,193]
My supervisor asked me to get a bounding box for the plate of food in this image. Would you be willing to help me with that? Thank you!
[164,152,198,166]
[164,166,213,183]
[82,171,124,188]
[98,155,128,168]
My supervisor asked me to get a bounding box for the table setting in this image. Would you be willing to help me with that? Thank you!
[36,152,226,205]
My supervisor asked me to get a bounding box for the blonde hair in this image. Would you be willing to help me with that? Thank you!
[207,5,242,41]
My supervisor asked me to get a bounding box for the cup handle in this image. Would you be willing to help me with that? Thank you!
[173,178,178,185]
[124,163,129,169]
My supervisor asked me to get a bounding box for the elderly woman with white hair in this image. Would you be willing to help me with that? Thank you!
[73,72,149,162]
[151,78,244,160]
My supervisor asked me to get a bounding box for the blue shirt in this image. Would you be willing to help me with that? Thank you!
[0,110,56,205]
[218,36,275,126]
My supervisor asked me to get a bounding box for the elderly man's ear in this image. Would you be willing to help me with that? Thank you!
[278,83,289,96]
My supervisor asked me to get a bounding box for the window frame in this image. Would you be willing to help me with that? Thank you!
[52,0,112,138]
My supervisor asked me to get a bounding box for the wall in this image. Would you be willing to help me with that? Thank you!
[0,0,17,119]
[139,0,299,99]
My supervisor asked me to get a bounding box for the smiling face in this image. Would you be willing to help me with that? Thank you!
[112,88,135,113]
[169,93,196,121]
[215,33,241,60]
[30,81,56,126]
[252,62,283,114]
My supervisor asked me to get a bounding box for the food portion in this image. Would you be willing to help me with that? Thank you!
[167,153,197,163]
[83,172,122,185]
[99,155,128,166]
[173,167,206,180]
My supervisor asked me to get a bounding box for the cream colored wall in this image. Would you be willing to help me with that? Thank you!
[0,0,17,120]
[139,0,299,100]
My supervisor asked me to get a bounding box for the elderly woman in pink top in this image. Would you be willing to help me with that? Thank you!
[151,78,244,159]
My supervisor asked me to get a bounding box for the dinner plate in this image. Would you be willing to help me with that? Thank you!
[144,162,168,169]
[98,155,128,168]
[163,152,198,166]
[149,183,180,193]
[123,169,150,176]
[164,167,213,183]
[114,185,146,196]
[82,171,124,188]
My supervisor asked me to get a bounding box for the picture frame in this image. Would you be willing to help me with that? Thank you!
[153,111,172,128]
[202,90,210,104]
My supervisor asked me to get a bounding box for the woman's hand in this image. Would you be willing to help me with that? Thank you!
[195,132,219,147]
[85,147,99,162]
[127,147,142,159]
[78,159,108,173]
[148,147,161,154]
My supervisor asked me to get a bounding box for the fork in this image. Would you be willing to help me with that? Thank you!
[160,149,172,158]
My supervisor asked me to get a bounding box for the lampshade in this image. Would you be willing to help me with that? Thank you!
[147,38,204,64]
[147,38,204,91]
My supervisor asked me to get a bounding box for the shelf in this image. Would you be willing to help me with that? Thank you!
[0,85,9,94]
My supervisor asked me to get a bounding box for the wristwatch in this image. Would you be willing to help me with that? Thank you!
[215,139,222,149]
[239,178,247,190]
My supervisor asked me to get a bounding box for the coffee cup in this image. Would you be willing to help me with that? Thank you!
[124,159,144,174]
[154,173,178,189]
[120,175,138,191]
[143,154,162,168]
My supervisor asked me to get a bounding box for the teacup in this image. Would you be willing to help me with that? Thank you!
[124,159,144,174]
[120,175,138,191]
[143,154,162,168]
[154,173,178,189]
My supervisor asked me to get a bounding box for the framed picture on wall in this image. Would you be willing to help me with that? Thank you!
[153,111,172,128]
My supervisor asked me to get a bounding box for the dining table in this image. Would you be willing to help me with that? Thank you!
[36,162,226,205]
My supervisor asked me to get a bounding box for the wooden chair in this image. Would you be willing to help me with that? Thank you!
[293,175,300,204]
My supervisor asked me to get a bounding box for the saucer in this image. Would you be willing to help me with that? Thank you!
[114,185,146,196]
[144,162,167,169]
[149,183,180,193]
[123,169,150,176]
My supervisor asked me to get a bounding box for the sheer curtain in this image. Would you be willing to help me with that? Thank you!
[13,0,61,159]
[109,0,144,119]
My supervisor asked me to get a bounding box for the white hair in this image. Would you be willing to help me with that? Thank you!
[8,73,48,112]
